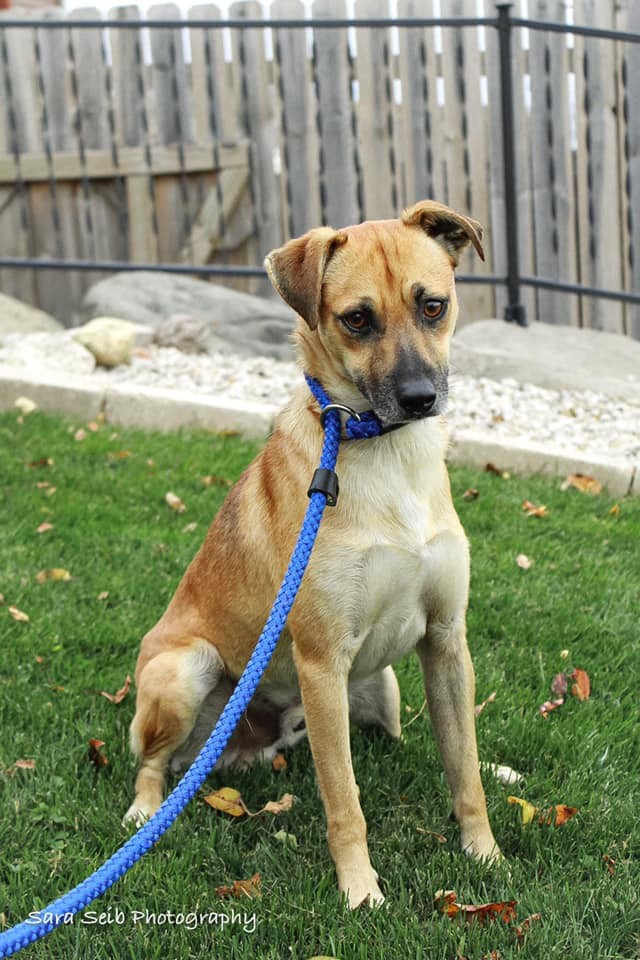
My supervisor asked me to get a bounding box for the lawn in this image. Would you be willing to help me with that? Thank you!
[0,409,639,960]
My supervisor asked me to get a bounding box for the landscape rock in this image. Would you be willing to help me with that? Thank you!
[453,319,640,404]
[72,317,139,368]
[78,272,296,360]
[0,291,63,340]
[0,331,96,376]
[153,313,224,355]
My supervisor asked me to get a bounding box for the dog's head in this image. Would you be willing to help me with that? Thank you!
[265,200,483,426]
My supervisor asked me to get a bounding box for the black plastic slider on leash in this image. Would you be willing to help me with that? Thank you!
[307,468,339,506]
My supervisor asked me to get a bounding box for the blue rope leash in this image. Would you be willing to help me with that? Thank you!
[0,390,343,958]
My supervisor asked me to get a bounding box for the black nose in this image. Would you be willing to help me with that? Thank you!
[397,378,437,417]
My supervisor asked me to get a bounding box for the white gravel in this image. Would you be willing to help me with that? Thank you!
[98,345,640,465]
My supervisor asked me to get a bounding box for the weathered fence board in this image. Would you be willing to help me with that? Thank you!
[0,0,638,336]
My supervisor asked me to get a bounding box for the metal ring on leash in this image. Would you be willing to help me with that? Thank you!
[319,402,361,428]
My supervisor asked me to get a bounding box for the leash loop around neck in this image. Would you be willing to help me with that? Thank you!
[305,373,387,440]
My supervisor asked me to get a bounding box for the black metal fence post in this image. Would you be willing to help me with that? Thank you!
[496,2,526,325]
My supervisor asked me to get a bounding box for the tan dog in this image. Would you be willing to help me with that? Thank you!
[124,200,501,907]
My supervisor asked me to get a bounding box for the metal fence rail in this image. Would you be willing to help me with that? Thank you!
[0,0,639,337]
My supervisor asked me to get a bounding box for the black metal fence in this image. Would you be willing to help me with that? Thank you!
[0,0,639,334]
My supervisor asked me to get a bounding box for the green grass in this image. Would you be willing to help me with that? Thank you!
[1,409,639,960]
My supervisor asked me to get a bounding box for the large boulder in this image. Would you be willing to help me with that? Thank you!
[78,272,296,361]
[0,331,96,376]
[452,319,640,404]
[0,292,63,341]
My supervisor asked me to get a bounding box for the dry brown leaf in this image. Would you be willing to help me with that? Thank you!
[13,759,36,770]
[609,503,620,516]
[516,553,532,570]
[509,795,578,827]
[260,793,295,816]
[272,753,287,772]
[435,890,518,926]
[463,488,479,501]
[603,854,616,876]
[475,691,497,717]
[416,827,447,844]
[28,457,54,468]
[204,787,248,818]
[539,698,565,719]
[515,913,542,943]
[88,739,108,770]
[165,491,187,513]
[551,804,579,826]
[561,473,603,495]
[9,606,29,623]
[215,873,261,900]
[484,462,510,478]
[551,672,568,698]
[37,522,53,534]
[100,675,131,705]
[201,474,232,488]
[522,500,548,518]
[570,668,591,701]
[36,568,71,584]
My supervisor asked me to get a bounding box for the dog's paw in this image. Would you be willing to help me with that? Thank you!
[122,803,152,828]
[340,870,385,910]
[461,830,503,864]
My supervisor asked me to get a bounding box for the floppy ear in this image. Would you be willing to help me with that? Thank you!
[264,227,348,329]
[402,199,485,265]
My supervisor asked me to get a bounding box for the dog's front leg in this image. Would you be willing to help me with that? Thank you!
[294,650,384,908]
[417,618,501,862]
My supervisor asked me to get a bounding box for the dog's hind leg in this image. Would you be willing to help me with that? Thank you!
[123,638,223,827]
[349,666,401,738]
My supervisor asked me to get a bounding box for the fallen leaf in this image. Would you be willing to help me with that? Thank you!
[552,804,579,826]
[515,913,542,943]
[435,890,517,926]
[551,672,568,697]
[13,759,36,770]
[98,591,109,601]
[100,675,131,704]
[182,522,198,533]
[416,827,447,844]
[35,568,71,584]
[215,873,261,900]
[609,503,620,516]
[37,522,54,534]
[475,691,497,717]
[522,499,548,518]
[516,553,532,570]
[260,793,295,816]
[201,474,232,488]
[9,606,29,623]
[204,787,248,818]
[484,763,524,786]
[508,795,537,826]
[603,854,616,876]
[15,396,37,415]
[88,421,100,433]
[539,698,565,718]
[28,457,54,468]
[35,655,44,664]
[463,488,479,501]
[561,473,603,495]
[74,428,87,442]
[165,491,186,513]
[560,648,569,659]
[570,668,590,701]
[272,753,287,772]
[88,739,108,769]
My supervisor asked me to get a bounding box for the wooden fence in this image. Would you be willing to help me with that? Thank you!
[0,0,639,337]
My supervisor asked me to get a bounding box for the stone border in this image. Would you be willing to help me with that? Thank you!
[1,365,636,496]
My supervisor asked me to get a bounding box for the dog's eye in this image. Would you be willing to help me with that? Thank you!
[341,311,371,334]
[423,299,447,322]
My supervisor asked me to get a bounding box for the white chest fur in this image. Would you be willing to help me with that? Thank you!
[310,421,470,680]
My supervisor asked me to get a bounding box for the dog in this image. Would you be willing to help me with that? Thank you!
[123,199,502,908]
